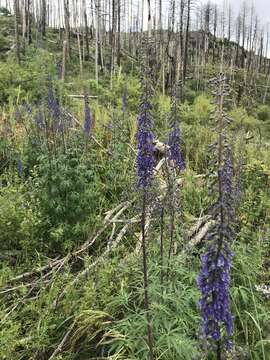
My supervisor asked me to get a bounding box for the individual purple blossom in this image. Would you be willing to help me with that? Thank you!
[84,94,92,136]
[17,158,23,177]
[136,101,155,188]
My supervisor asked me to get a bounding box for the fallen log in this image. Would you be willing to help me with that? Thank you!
[68,95,98,99]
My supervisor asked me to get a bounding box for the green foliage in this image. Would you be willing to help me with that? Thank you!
[33,150,100,253]
[181,169,208,218]
[180,101,196,124]
[99,254,200,360]
[0,34,9,52]
[230,107,262,132]
[257,105,270,122]
[27,142,128,254]
[0,7,11,16]
[0,183,42,256]
[0,62,27,104]
[193,95,214,124]
[0,319,21,359]
[182,122,214,173]
[180,95,214,126]
[239,160,270,231]
[231,242,270,359]
[0,48,56,105]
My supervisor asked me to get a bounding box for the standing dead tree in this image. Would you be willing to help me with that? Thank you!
[14,0,21,63]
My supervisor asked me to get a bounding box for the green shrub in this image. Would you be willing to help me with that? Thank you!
[180,101,196,125]
[230,107,261,132]
[180,95,213,126]
[0,184,42,256]
[0,49,55,105]
[31,148,103,254]
[257,105,270,122]
[0,7,11,16]
[182,122,214,172]
[193,95,214,124]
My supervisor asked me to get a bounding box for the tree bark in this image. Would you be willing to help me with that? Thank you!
[183,0,191,84]
[14,0,21,64]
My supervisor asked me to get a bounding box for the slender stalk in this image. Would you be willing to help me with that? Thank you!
[166,204,175,283]
[215,77,225,360]
[141,190,154,360]
[217,341,221,360]
[160,207,164,291]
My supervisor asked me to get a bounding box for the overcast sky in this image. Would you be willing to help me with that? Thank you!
[201,0,270,27]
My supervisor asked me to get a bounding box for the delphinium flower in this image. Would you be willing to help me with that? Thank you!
[197,75,236,359]
[197,181,234,353]
[122,85,128,113]
[136,38,155,360]
[14,107,22,122]
[168,123,185,171]
[136,99,155,188]
[168,89,185,171]
[197,243,234,343]
[84,94,92,136]
[23,103,32,114]
[197,169,235,343]
[56,60,62,80]
[17,158,23,177]
[47,76,61,127]
[165,85,185,282]
[35,110,46,130]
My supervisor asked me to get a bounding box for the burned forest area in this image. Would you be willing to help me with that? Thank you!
[0,0,270,359]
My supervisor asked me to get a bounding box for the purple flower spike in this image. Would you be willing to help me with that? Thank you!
[197,244,234,343]
[136,101,155,188]
[35,111,45,130]
[168,123,185,171]
[167,93,185,171]
[17,159,23,177]
[56,60,62,79]
[122,86,128,113]
[24,103,32,114]
[47,76,61,122]
[14,107,22,121]
[197,76,236,354]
